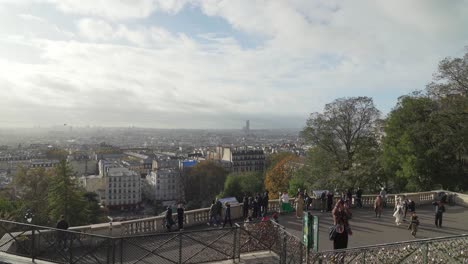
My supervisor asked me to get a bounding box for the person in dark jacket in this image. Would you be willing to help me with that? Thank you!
[165,207,175,231]
[432,201,446,228]
[262,191,269,217]
[320,191,327,212]
[408,199,416,213]
[327,191,334,212]
[223,202,232,227]
[252,197,259,218]
[177,204,184,231]
[355,188,363,208]
[56,215,69,250]
[256,193,263,217]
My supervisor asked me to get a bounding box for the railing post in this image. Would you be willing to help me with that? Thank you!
[423,242,429,264]
[109,237,116,264]
[31,227,35,262]
[281,230,287,264]
[179,233,183,264]
[120,237,124,264]
[69,235,73,264]
[232,227,237,263]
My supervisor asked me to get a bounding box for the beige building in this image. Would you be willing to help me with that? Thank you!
[207,146,266,173]
[105,167,142,209]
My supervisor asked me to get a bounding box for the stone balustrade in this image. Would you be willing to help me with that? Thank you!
[70,190,468,237]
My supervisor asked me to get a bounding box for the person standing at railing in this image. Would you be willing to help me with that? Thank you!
[356,188,363,208]
[215,198,223,226]
[165,207,175,232]
[242,194,249,220]
[326,191,334,212]
[252,196,259,218]
[332,199,352,250]
[281,191,292,213]
[207,200,217,227]
[320,191,327,212]
[346,189,353,207]
[177,204,184,231]
[56,215,69,251]
[222,202,232,227]
[295,193,304,218]
[262,191,269,217]
[380,188,387,208]
[256,193,263,218]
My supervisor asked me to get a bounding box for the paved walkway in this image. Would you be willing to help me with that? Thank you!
[279,205,468,251]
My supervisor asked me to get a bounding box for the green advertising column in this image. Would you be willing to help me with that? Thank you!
[303,212,319,257]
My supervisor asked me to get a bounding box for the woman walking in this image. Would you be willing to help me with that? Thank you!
[295,193,304,218]
[393,199,404,226]
[332,199,353,250]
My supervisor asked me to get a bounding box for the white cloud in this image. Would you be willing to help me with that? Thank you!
[0,0,467,128]
[45,0,192,20]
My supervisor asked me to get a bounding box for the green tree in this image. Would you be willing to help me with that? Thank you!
[48,160,87,226]
[382,95,465,191]
[14,167,51,224]
[427,49,468,97]
[184,161,228,208]
[83,192,104,224]
[220,172,264,200]
[301,97,381,190]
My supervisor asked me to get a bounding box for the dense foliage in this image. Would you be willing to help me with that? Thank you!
[184,161,228,209]
[219,172,264,201]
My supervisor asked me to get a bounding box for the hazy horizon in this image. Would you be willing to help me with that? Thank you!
[1,1,467,128]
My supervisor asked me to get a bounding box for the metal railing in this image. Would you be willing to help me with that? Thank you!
[308,234,468,264]
[0,219,240,264]
[1,219,466,264]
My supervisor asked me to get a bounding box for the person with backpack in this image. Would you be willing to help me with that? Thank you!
[408,212,420,238]
[432,201,446,228]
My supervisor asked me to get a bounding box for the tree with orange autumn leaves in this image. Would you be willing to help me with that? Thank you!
[264,153,300,195]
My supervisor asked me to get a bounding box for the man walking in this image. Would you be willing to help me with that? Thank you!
[432,201,446,228]
[242,194,249,220]
[326,191,334,212]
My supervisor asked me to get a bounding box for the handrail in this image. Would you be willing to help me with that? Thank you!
[315,234,468,254]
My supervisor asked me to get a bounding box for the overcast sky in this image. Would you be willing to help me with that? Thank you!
[0,0,467,129]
